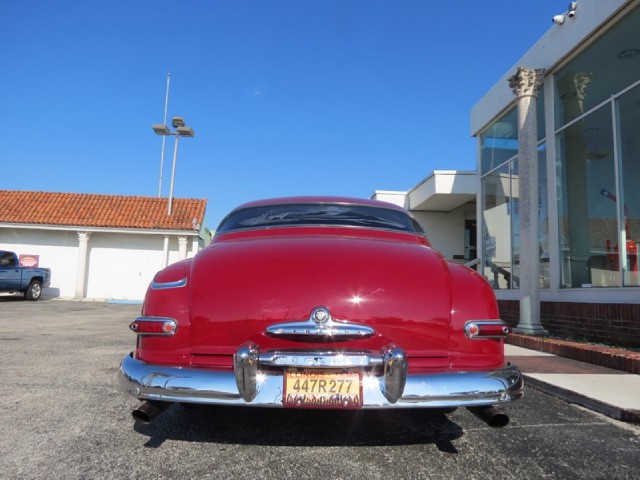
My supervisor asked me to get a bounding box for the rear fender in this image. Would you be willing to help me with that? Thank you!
[448,264,504,370]
[135,260,192,365]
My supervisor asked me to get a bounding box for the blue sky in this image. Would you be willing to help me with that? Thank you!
[1,1,561,229]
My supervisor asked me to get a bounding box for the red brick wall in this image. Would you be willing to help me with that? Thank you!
[498,300,640,348]
[507,333,640,374]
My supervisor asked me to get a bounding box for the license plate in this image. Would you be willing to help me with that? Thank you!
[283,369,363,409]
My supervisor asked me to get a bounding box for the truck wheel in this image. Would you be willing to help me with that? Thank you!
[25,280,42,301]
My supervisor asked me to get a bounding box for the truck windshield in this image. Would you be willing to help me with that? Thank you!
[217,203,424,235]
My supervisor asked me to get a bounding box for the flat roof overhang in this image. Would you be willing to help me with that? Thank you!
[408,170,476,212]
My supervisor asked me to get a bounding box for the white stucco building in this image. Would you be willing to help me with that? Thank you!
[0,190,208,301]
[373,171,476,264]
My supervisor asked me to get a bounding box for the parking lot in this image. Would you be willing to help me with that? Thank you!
[1,298,639,480]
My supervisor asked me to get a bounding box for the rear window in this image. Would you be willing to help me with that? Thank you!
[217,203,424,235]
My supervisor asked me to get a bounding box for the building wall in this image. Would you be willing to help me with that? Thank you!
[85,233,166,301]
[372,189,476,263]
[413,206,467,261]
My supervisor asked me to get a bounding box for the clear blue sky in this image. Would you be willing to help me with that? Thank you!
[1,1,561,229]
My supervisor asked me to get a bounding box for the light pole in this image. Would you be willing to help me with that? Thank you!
[157,73,171,198]
[152,116,195,215]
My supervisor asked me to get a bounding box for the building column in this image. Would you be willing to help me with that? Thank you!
[75,231,91,298]
[178,236,188,260]
[508,67,547,335]
[162,235,170,268]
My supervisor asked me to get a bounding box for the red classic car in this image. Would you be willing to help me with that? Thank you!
[119,197,522,427]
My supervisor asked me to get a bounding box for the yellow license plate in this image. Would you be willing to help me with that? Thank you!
[283,369,363,409]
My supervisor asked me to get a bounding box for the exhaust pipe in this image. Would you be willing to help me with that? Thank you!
[467,406,510,428]
[132,400,172,424]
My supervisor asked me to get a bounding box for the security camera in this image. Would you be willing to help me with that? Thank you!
[567,9,576,18]
[568,2,577,10]
[552,14,565,25]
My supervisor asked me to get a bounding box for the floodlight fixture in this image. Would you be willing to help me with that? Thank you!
[151,115,195,216]
[176,126,195,138]
[152,124,171,135]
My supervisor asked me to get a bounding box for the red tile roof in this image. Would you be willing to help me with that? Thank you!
[0,190,207,231]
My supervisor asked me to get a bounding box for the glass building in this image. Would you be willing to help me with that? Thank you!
[472,0,640,346]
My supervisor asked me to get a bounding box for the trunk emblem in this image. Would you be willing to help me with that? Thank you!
[311,306,331,324]
[265,306,374,339]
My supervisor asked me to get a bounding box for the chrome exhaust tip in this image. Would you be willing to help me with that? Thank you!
[132,400,172,424]
[467,405,510,428]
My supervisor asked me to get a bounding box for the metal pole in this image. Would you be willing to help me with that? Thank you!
[168,133,179,216]
[158,73,171,197]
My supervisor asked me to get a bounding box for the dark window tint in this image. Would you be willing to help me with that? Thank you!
[218,203,422,234]
[0,252,16,267]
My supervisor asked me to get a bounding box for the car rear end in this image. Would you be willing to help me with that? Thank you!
[119,198,522,426]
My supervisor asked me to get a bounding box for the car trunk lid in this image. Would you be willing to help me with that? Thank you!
[189,230,453,363]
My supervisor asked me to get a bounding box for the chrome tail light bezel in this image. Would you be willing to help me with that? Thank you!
[129,316,178,336]
[464,320,511,339]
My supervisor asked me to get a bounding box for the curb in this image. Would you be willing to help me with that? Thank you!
[523,374,640,424]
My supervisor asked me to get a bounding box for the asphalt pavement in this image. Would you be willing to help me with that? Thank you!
[506,344,640,423]
[1,298,639,480]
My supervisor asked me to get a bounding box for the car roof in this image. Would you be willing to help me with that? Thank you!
[230,196,407,213]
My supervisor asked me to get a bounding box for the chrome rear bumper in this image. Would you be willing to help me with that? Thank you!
[119,345,523,409]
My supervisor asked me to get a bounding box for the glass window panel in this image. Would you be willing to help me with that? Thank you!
[511,160,520,288]
[617,84,640,286]
[480,108,518,174]
[557,105,620,287]
[538,143,550,288]
[482,163,514,289]
[555,5,640,126]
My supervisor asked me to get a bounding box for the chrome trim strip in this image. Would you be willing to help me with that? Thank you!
[259,351,383,368]
[120,354,523,409]
[266,321,375,338]
[150,277,187,290]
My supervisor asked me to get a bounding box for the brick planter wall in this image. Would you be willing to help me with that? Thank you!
[506,333,640,374]
[498,300,640,348]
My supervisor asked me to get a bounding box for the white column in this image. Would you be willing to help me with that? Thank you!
[508,67,547,335]
[162,235,170,268]
[191,237,199,257]
[75,231,91,298]
[178,236,188,260]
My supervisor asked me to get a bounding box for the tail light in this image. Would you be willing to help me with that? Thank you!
[464,320,510,339]
[129,316,177,336]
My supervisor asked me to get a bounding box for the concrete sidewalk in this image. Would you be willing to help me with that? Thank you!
[506,344,640,423]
